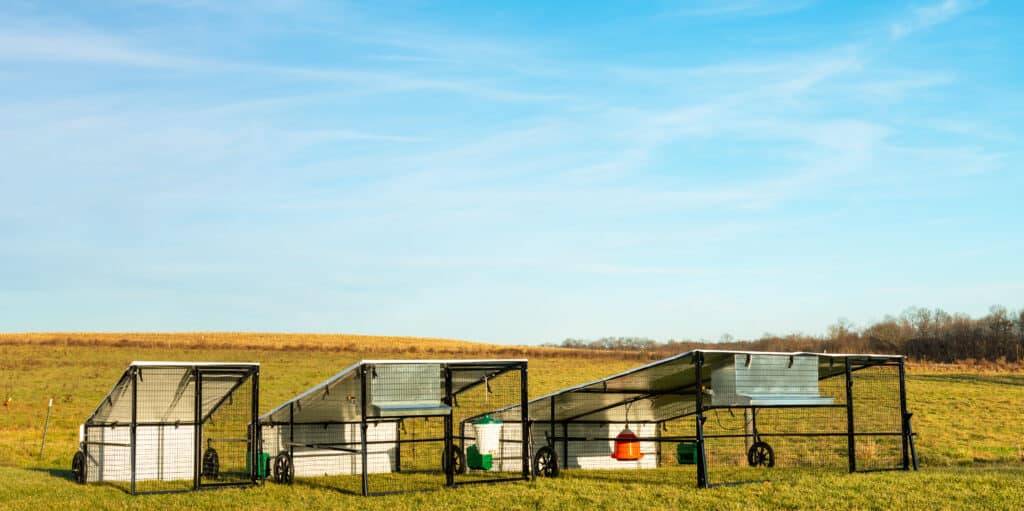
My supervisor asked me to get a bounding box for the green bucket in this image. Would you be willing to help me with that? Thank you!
[246,451,272,478]
[466,444,493,471]
[676,442,698,465]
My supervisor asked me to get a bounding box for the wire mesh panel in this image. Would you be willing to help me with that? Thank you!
[453,366,526,484]
[262,360,527,496]
[83,425,134,488]
[700,366,850,486]
[78,363,259,495]
[200,370,255,487]
[851,363,904,471]
[364,416,446,495]
[131,366,197,494]
[512,351,912,489]
[261,421,396,494]
[361,362,448,495]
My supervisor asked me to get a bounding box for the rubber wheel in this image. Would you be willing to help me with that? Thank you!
[274,452,294,484]
[441,447,466,475]
[533,446,560,478]
[747,441,775,468]
[201,447,220,478]
[71,450,86,484]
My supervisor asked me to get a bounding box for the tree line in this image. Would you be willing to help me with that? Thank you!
[546,305,1024,363]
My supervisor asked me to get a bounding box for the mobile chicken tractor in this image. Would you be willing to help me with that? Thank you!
[259,359,529,496]
[71,362,261,495]
[485,350,918,487]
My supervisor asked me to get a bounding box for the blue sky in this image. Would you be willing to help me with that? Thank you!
[1,0,1021,344]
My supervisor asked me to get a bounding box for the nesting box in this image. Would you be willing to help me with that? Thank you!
[710,354,834,407]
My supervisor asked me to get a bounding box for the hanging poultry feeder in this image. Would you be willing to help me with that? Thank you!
[611,425,644,461]
[467,414,503,470]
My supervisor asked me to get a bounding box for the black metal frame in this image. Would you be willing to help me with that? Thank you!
[527,351,918,488]
[261,360,529,497]
[79,363,261,495]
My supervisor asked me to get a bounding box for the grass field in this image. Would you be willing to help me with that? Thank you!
[1,333,1022,510]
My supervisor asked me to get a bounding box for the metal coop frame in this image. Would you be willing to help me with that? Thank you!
[486,350,918,487]
[72,362,261,495]
[259,359,529,496]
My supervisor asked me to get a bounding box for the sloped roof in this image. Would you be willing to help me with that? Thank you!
[86,362,258,425]
[260,359,526,425]
[488,350,901,424]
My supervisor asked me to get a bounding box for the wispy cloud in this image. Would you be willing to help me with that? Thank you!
[0,28,203,68]
[0,22,565,104]
[890,0,981,39]
[855,70,954,99]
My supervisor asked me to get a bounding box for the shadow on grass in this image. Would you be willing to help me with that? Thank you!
[27,467,73,481]
[27,468,135,494]
[293,479,362,496]
[912,374,1024,386]
[557,465,863,488]
[297,472,447,496]
[560,468,699,487]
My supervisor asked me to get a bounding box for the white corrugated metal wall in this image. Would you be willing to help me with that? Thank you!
[260,423,397,476]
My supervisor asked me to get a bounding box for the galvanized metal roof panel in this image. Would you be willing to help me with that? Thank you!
[490,349,900,424]
[260,359,525,425]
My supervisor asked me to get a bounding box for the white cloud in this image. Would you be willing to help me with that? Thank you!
[0,28,203,68]
[855,71,954,99]
[0,23,565,105]
[890,0,981,39]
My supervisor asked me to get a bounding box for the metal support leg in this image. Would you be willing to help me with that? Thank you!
[898,359,911,471]
[130,367,138,495]
[251,369,260,483]
[360,365,370,496]
[395,421,402,473]
[288,401,295,485]
[695,352,709,488]
[444,366,454,487]
[520,364,530,480]
[845,358,856,473]
[194,368,202,491]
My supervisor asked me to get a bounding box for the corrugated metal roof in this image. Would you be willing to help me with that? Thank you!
[259,359,525,424]
[487,349,901,424]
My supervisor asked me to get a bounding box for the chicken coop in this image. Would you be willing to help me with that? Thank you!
[259,359,529,496]
[72,362,261,495]
[486,350,917,487]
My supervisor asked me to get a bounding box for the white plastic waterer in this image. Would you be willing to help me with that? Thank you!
[473,415,503,455]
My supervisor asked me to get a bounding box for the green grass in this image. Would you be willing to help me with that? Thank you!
[1,335,1022,510]
[2,465,1022,511]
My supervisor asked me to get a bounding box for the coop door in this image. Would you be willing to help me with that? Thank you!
[198,369,256,487]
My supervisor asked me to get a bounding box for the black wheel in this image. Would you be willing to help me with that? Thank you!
[202,447,220,478]
[747,441,775,468]
[71,450,86,484]
[274,452,294,484]
[533,446,560,478]
[441,447,466,474]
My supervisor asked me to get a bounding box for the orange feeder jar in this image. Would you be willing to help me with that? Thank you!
[611,427,644,461]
